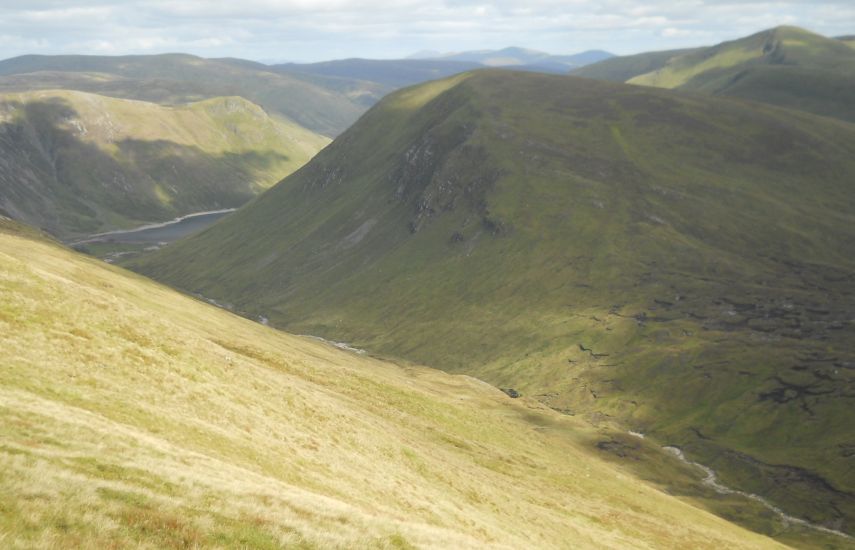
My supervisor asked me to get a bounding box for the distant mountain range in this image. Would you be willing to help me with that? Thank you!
[269,48,614,103]
[410,46,615,72]
[270,58,483,92]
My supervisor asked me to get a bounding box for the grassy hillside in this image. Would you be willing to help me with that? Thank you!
[579,27,855,122]
[0,89,328,238]
[572,48,701,82]
[0,54,366,136]
[131,70,855,539]
[0,217,790,549]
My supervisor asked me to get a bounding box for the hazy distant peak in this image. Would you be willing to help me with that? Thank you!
[406,49,444,59]
[409,46,614,70]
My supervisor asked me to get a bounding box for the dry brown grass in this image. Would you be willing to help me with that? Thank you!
[0,222,784,548]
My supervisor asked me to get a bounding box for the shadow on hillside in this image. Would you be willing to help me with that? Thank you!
[0,72,221,105]
[0,97,290,236]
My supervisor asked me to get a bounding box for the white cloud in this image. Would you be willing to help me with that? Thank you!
[660,27,713,39]
[0,1,851,61]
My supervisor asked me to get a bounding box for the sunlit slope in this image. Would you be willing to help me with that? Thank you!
[0,219,785,549]
[0,89,329,238]
[572,47,700,82]
[0,53,365,136]
[579,27,855,122]
[132,70,855,534]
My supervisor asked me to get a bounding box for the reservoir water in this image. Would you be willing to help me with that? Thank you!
[75,209,235,245]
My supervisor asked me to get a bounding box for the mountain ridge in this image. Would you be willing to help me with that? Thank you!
[575,26,855,122]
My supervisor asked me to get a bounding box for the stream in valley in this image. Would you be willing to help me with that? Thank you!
[662,445,851,540]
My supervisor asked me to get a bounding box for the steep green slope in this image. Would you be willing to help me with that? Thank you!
[0,89,328,238]
[0,54,366,135]
[579,27,855,122]
[132,70,855,538]
[0,218,788,549]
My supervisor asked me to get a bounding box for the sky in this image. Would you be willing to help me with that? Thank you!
[0,1,853,63]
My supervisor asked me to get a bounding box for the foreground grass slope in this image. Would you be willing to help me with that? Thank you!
[576,26,855,122]
[0,89,328,238]
[0,218,786,549]
[132,70,855,536]
[0,53,368,136]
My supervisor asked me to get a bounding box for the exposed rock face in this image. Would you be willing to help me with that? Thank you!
[390,124,502,234]
[501,388,521,398]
